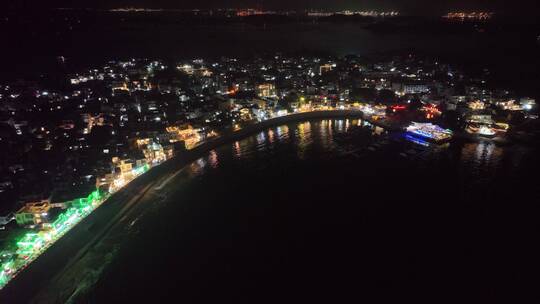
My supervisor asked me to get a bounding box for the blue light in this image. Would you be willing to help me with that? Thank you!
[404,134,430,147]
[409,129,435,139]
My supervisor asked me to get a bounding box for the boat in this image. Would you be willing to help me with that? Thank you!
[405,122,453,143]
[477,126,496,137]
[466,123,497,138]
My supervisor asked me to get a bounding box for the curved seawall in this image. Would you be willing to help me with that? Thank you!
[1,110,373,302]
[187,110,368,157]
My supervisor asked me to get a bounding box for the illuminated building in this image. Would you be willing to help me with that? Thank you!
[113,157,134,175]
[319,64,334,75]
[135,138,151,147]
[392,82,429,94]
[166,125,203,150]
[236,9,265,17]
[177,64,195,75]
[468,100,485,110]
[239,108,254,121]
[1,189,104,289]
[495,99,522,111]
[177,64,213,77]
[274,109,288,116]
[520,97,536,111]
[134,140,168,164]
[360,104,387,117]
[96,173,115,191]
[257,83,277,98]
[15,201,52,226]
[108,157,152,192]
[422,104,442,119]
[143,142,168,164]
[111,82,129,96]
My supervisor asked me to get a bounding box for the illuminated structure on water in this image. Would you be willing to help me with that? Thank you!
[404,134,430,147]
[406,122,453,143]
[478,126,496,137]
[467,124,497,137]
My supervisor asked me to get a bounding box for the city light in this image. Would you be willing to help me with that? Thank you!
[444,12,494,20]
[0,49,536,295]
[0,189,104,289]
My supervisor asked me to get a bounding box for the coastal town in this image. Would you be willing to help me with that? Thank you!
[0,54,537,288]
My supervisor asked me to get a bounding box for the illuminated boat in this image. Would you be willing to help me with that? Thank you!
[466,123,496,138]
[405,122,453,143]
[478,126,496,137]
[404,134,430,147]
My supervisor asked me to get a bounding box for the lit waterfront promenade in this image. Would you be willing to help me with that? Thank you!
[0,109,394,302]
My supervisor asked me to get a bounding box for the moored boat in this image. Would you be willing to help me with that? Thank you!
[405,122,453,143]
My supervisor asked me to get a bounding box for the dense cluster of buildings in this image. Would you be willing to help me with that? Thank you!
[0,54,537,288]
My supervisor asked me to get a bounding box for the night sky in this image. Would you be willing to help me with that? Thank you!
[9,0,540,16]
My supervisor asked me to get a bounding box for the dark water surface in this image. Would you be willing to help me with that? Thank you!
[80,119,539,303]
[3,18,540,97]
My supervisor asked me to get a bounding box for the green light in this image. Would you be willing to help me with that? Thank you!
[0,166,150,289]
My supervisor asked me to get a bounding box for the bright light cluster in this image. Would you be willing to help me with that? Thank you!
[444,12,494,20]
[406,122,453,142]
[0,163,154,290]
[0,190,102,289]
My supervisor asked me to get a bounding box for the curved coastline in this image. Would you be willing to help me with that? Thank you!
[1,110,378,302]
[187,110,371,156]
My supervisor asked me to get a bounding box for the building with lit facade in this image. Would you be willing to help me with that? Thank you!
[392,82,430,94]
[319,64,334,75]
[15,201,51,226]
[468,100,486,110]
[166,125,203,149]
[257,83,277,98]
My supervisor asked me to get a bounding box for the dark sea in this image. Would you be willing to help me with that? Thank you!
[78,119,540,303]
[2,14,540,98]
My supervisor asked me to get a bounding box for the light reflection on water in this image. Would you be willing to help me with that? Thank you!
[318,120,334,152]
[460,141,504,186]
[256,131,266,149]
[208,150,219,169]
[267,129,275,144]
[207,119,529,193]
[276,125,289,138]
[81,118,539,304]
[233,141,242,158]
[296,121,312,160]
[228,119,382,162]
[335,119,349,133]
[187,157,207,176]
